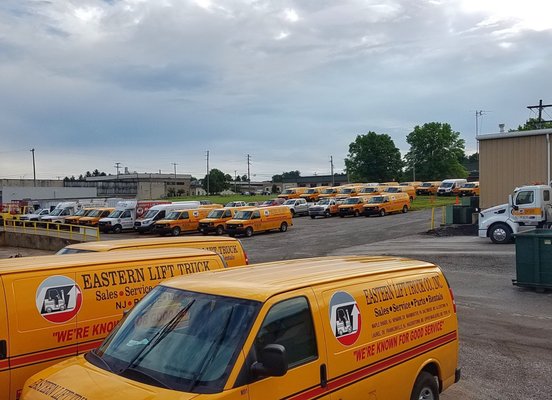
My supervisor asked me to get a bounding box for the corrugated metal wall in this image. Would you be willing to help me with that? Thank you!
[480,135,549,208]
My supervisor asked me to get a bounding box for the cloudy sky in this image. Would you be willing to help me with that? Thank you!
[1,0,552,181]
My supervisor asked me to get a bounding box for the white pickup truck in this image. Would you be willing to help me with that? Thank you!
[282,198,309,217]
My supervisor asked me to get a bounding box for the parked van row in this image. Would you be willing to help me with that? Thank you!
[12,253,460,400]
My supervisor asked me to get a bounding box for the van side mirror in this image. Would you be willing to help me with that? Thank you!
[250,344,288,378]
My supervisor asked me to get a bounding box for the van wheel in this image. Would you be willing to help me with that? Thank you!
[46,307,53,313]
[379,209,386,217]
[402,205,408,213]
[410,371,439,400]
[245,227,253,237]
[172,227,181,236]
[113,225,122,234]
[216,225,224,235]
[200,228,208,235]
[489,223,513,244]
[280,222,288,232]
[59,304,66,311]
[354,210,359,217]
[324,210,331,218]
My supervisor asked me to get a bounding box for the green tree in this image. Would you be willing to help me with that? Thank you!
[515,118,552,131]
[203,168,229,194]
[224,173,233,182]
[235,175,241,182]
[344,132,403,182]
[272,170,301,182]
[405,122,467,180]
[241,174,248,182]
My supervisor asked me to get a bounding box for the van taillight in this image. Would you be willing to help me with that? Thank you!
[449,288,457,313]
[244,249,249,265]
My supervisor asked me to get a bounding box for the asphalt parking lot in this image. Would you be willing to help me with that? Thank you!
[2,208,552,399]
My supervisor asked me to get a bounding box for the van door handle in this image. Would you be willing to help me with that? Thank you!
[320,363,327,388]
[0,340,7,360]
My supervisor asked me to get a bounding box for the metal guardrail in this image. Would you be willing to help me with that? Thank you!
[1,219,100,241]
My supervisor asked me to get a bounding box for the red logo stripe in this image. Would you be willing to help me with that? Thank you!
[287,331,457,400]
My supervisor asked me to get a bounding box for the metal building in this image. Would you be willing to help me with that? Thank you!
[477,128,552,208]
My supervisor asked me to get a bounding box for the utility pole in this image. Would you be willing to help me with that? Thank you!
[247,154,251,194]
[30,148,36,186]
[234,170,237,193]
[205,150,210,195]
[114,162,121,179]
[171,162,178,179]
[330,156,334,186]
[527,99,552,129]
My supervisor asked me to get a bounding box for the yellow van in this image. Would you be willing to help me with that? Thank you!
[153,208,211,236]
[63,208,93,225]
[57,236,249,267]
[299,187,327,202]
[198,207,251,236]
[277,187,308,200]
[318,186,341,199]
[363,193,410,217]
[338,196,369,217]
[384,185,416,201]
[459,181,480,196]
[335,185,365,199]
[78,208,115,227]
[400,181,423,189]
[359,185,385,195]
[225,205,292,237]
[417,181,442,196]
[0,248,228,400]
[22,256,460,400]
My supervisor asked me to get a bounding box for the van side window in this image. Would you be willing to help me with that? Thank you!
[179,211,189,220]
[224,210,232,218]
[544,190,550,202]
[121,210,131,218]
[516,191,534,205]
[156,211,165,219]
[253,297,317,370]
[251,211,261,219]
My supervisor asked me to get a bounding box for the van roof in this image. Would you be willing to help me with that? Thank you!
[0,248,218,275]
[62,236,241,252]
[164,256,438,302]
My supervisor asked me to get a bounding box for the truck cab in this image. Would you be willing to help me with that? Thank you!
[479,184,552,243]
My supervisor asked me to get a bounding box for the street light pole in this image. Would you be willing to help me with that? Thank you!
[30,148,36,186]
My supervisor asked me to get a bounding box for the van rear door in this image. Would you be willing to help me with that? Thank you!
[0,278,9,398]
[5,271,79,398]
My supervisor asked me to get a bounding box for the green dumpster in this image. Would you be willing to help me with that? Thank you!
[514,229,552,290]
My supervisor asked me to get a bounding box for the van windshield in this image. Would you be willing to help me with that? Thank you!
[361,187,377,193]
[385,187,400,193]
[283,189,294,194]
[420,182,432,187]
[166,211,181,220]
[88,286,259,393]
[341,188,354,194]
[305,189,316,194]
[322,189,335,194]
[108,210,124,218]
[207,210,224,218]
[143,209,159,219]
[87,209,103,217]
[441,182,454,188]
[49,208,63,216]
[344,197,360,204]
[73,209,87,217]
[368,196,385,203]
[318,198,332,205]
[233,210,252,220]
[463,183,476,188]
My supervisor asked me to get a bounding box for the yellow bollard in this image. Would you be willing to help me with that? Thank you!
[430,207,435,230]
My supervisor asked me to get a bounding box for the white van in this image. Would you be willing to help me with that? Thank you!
[437,179,467,196]
[39,202,81,224]
[134,201,201,233]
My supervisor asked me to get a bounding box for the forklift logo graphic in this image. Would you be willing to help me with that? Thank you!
[329,291,361,346]
[35,275,83,323]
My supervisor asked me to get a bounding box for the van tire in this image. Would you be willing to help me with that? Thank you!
[113,225,122,234]
[489,223,513,244]
[172,227,181,236]
[379,209,386,217]
[410,371,439,400]
[216,225,224,235]
[245,227,253,237]
[324,210,331,218]
[280,222,288,232]
[402,205,408,213]
[354,210,359,217]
